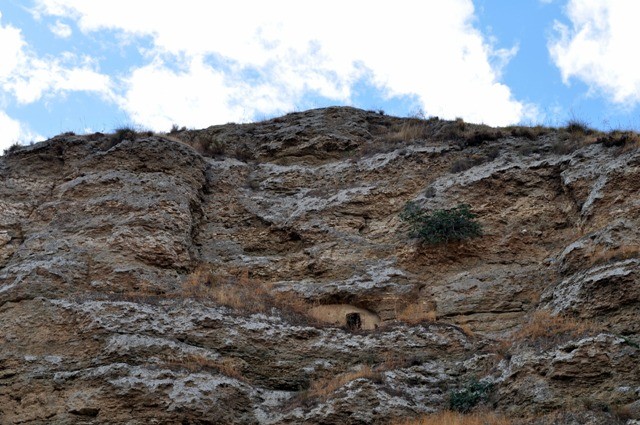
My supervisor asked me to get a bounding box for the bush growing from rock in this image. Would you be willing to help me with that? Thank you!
[114,126,136,141]
[2,142,21,155]
[400,202,482,245]
[565,118,593,135]
[449,378,493,413]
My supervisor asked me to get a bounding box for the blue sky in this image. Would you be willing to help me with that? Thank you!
[1,0,640,151]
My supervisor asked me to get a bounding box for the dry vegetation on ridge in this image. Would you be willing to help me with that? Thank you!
[182,265,312,320]
[392,410,512,425]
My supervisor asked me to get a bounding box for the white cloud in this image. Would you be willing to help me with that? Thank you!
[32,0,535,127]
[0,13,24,81]
[549,0,640,106]
[0,11,111,147]
[0,12,113,104]
[0,13,42,151]
[119,57,244,130]
[7,55,113,104]
[0,111,42,152]
[49,20,72,38]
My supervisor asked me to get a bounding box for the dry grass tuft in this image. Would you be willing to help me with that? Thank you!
[397,303,437,324]
[506,125,551,141]
[390,116,503,146]
[160,353,245,380]
[183,264,311,320]
[392,120,433,142]
[515,310,592,341]
[392,410,511,425]
[215,357,245,380]
[433,120,503,147]
[587,245,640,267]
[597,130,640,151]
[556,119,604,148]
[458,323,475,338]
[564,119,594,136]
[493,310,602,355]
[605,130,640,146]
[305,365,383,400]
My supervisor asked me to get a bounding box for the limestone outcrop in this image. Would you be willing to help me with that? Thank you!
[1,107,638,424]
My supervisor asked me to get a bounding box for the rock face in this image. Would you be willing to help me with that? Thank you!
[0,107,639,424]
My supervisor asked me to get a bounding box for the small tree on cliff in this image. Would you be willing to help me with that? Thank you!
[399,202,482,245]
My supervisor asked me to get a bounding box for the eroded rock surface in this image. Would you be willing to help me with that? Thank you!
[1,107,638,424]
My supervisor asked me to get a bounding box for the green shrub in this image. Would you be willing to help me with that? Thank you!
[449,378,493,413]
[399,202,482,245]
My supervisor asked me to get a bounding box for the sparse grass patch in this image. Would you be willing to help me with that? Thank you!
[509,310,599,351]
[559,118,604,148]
[456,320,475,338]
[392,119,433,142]
[304,365,384,401]
[434,120,503,147]
[183,264,311,321]
[379,352,431,371]
[507,125,550,141]
[160,353,245,380]
[597,130,640,150]
[463,128,503,147]
[516,310,590,340]
[587,245,640,267]
[389,117,503,148]
[392,410,511,425]
[183,266,264,310]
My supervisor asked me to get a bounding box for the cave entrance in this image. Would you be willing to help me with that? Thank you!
[345,313,362,330]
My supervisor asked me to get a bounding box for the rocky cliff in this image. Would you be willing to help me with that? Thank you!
[1,107,638,424]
